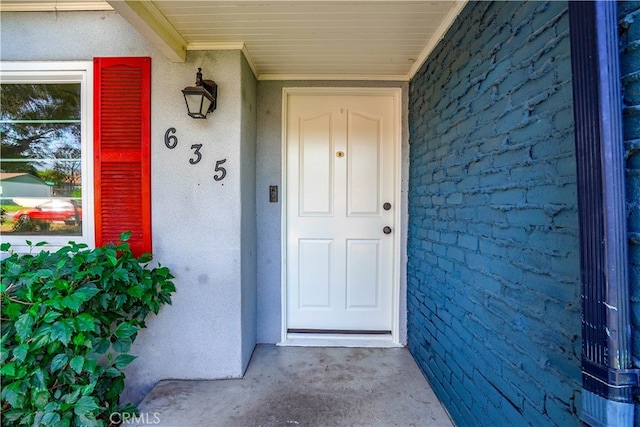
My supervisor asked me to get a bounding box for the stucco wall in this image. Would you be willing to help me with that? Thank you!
[255,80,409,344]
[618,1,640,421]
[1,11,257,404]
[240,54,258,369]
[407,1,581,425]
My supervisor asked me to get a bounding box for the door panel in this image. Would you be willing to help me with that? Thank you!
[346,240,380,308]
[286,91,398,332]
[300,112,333,216]
[348,111,381,216]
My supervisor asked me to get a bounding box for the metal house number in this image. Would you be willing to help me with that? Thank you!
[164,127,227,182]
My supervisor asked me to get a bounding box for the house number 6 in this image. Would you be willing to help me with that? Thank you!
[164,127,178,149]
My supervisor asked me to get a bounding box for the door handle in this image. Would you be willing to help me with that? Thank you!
[383,226,392,234]
[383,202,392,211]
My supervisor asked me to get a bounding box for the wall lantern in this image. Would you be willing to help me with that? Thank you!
[182,68,217,119]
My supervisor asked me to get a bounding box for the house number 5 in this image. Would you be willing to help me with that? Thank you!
[214,159,227,181]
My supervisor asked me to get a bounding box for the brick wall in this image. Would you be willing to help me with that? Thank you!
[407,1,581,425]
[619,1,640,420]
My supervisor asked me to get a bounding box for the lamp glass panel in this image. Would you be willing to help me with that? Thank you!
[200,96,213,115]
[185,94,204,115]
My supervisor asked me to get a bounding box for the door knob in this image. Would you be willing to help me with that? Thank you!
[383,202,391,211]
[383,226,392,234]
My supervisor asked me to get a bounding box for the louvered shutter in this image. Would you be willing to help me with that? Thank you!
[94,57,151,256]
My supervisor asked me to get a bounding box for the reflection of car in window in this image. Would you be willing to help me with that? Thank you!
[13,200,82,225]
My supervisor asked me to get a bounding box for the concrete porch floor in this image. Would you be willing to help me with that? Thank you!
[134,344,454,426]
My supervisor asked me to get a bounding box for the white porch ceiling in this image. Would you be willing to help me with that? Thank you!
[2,0,467,81]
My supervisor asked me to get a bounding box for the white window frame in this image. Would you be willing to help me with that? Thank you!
[0,61,94,253]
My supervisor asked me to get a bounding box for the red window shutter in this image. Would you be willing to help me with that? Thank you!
[94,57,151,256]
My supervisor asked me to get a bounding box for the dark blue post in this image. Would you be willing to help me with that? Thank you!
[568,1,637,425]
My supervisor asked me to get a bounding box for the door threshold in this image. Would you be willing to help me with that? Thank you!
[278,332,402,348]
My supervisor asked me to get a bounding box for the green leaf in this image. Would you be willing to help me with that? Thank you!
[114,353,137,369]
[3,302,22,319]
[74,285,100,301]
[138,252,153,263]
[83,358,98,374]
[73,395,100,416]
[43,310,62,323]
[1,242,10,251]
[1,381,24,407]
[62,387,81,405]
[104,367,121,377]
[112,338,131,353]
[35,269,54,279]
[2,409,23,423]
[31,368,47,389]
[120,231,132,242]
[12,343,29,362]
[112,268,129,283]
[33,389,50,409]
[93,338,110,355]
[107,254,118,266]
[115,322,138,339]
[44,401,61,413]
[42,412,61,425]
[127,284,144,298]
[1,361,16,376]
[61,293,86,311]
[31,324,54,349]
[81,381,97,397]
[69,355,84,374]
[15,313,35,341]
[75,314,96,332]
[114,294,127,309]
[50,319,73,345]
[5,260,23,276]
[51,353,69,372]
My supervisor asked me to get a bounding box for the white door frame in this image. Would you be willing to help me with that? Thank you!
[279,87,402,347]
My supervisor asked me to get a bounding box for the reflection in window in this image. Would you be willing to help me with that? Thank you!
[1,83,82,236]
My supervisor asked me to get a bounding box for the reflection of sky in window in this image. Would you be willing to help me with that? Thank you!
[1,83,80,120]
[1,83,81,171]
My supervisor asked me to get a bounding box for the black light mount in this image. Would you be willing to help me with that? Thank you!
[182,68,217,119]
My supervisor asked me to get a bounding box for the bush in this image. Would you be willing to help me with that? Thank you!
[1,232,176,426]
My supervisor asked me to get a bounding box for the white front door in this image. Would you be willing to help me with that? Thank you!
[284,88,400,333]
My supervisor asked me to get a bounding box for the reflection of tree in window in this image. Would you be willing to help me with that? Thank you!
[0,83,82,235]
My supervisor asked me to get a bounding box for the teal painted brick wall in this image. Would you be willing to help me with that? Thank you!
[407,1,581,425]
[618,1,640,420]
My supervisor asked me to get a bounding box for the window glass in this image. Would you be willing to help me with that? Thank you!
[1,82,83,238]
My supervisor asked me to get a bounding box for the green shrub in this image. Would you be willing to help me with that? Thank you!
[1,232,176,426]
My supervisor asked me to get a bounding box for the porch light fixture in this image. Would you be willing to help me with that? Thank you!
[182,68,217,119]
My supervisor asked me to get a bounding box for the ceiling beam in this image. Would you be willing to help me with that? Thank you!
[107,0,187,62]
[0,1,113,11]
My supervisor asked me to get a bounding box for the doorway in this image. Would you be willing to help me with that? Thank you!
[281,88,401,345]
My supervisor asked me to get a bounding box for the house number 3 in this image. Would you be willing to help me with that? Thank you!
[164,127,227,181]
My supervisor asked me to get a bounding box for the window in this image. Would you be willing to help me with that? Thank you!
[1,58,152,256]
[0,62,94,251]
